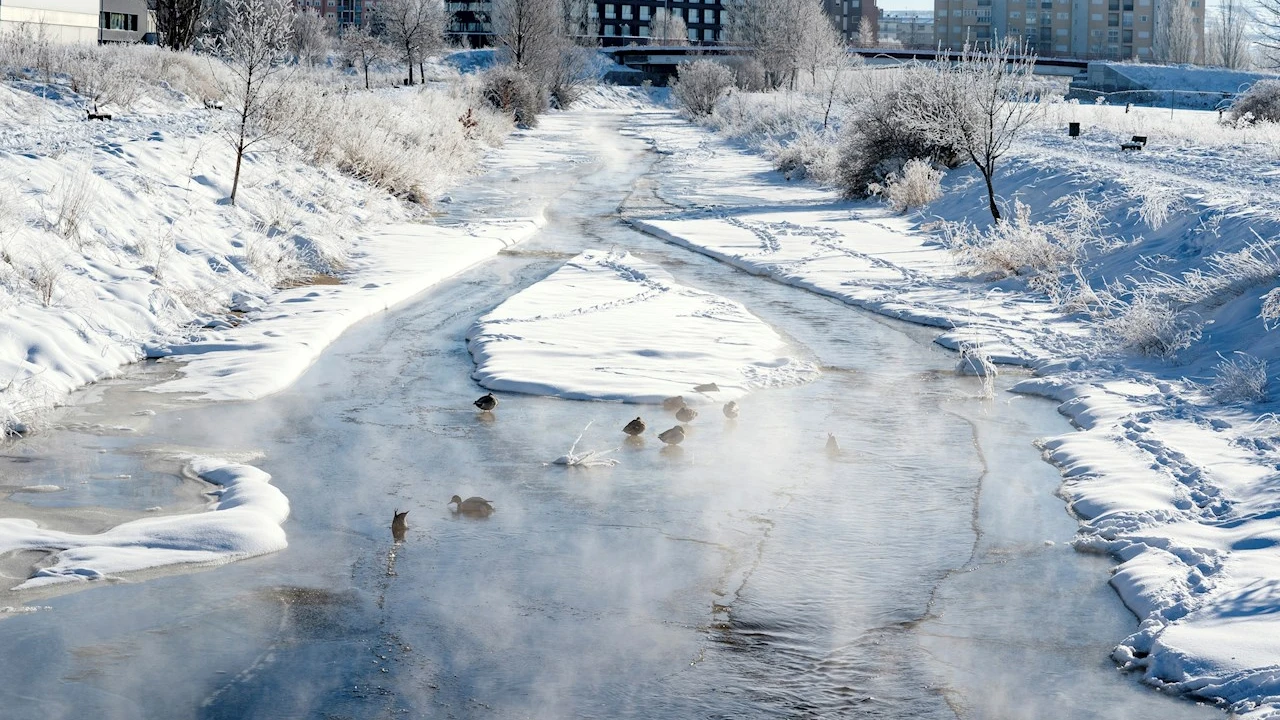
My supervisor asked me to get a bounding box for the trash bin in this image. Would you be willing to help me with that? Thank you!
[1068,122,1081,137]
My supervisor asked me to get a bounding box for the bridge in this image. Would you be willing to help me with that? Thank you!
[603,45,1089,84]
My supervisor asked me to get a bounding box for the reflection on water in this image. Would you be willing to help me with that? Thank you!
[0,111,1224,720]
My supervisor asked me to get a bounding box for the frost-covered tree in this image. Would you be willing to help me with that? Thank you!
[291,9,333,66]
[340,24,389,88]
[857,18,876,47]
[560,0,595,42]
[650,8,689,45]
[381,0,446,85]
[492,0,562,71]
[902,40,1041,222]
[156,0,206,50]
[1154,0,1202,64]
[671,60,734,116]
[1206,0,1251,68]
[217,0,294,205]
[727,0,832,89]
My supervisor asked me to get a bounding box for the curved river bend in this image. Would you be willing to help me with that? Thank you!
[0,110,1221,720]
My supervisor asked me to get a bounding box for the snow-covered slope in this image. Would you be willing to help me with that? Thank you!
[627,102,1280,717]
[468,249,818,402]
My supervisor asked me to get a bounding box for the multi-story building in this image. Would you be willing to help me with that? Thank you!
[822,0,877,42]
[877,9,933,47]
[446,0,488,44]
[934,0,1202,59]
[594,1,726,45]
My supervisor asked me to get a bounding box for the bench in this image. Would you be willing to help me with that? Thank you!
[1120,135,1147,151]
[86,110,112,121]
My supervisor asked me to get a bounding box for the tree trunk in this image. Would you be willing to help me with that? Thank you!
[364,61,371,89]
[983,168,1000,222]
[231,141,245,205]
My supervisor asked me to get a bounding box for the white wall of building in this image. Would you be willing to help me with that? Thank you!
[0,0,100,44]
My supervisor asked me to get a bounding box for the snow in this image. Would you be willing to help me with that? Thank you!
[625,99,1280,716]
[468,249,818,403]
[0,457,287,589]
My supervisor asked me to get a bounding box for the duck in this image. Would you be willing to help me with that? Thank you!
[658,425,686,445]
[392,510,409,541]
[722,401,739,419]
[449,495,494,517]
[675,406,698,423]
[474,393,497,412]
[826,433,840,456]
[662,395,686,412]
[623,417,646,436]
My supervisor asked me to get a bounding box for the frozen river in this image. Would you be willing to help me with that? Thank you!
[0,110,1223,719]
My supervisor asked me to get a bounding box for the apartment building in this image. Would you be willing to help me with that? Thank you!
[878,9,933,47]
[934,0,1202,60]
[822,0,877,42]
[595,1,725,45]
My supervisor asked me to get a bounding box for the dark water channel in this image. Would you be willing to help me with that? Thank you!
[0,110,1221,720]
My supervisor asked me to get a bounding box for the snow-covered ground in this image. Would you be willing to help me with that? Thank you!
[0,456,286,589]
[468,249,818,402]
[626,101,1280,717]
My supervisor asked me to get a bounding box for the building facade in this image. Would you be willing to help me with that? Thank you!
[99,0,151,42]
[877,9,932,47]
[594,1,726,45]
[0,0,101,42]
[822,0,877,42]
[933,0,1202,60]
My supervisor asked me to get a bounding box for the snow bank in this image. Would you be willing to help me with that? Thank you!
[0,457,288,589]
[626,102,1280,716]
[150,217,543,402]
[468,249,817,402]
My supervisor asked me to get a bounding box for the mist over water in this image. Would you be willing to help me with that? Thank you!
[0,112,1223,719]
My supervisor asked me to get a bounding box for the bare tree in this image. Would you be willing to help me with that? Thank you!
[1155,0,1202,64]
[1208,0,1251,68]
[650,8,689,45]
[217,0,294,205]
[292,9,333,65]
[492,0,562,71]
[727,0,829,89]
[904,40,1041,222]
[156,0,206,50]
[341,24,389,88]
[381,0,446,85]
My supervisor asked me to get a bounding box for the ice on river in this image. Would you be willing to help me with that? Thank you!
[0,457,288,590]
[467,250,819,402]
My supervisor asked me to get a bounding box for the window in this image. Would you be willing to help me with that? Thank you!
[604,3,615,18]
[604,23,615,35]
[620,23,629,34]
[1008,11,1019,18]
[689,8,699,22]
[621,4,631,18]
[1091,12,1101,20]
[639,25,649,35]
[1057,12,1067,19]
[938,9,948,16]
[1139,13,1147,21]
[703,27,714,39]
[639,5,648,19]
[687,27,696,40]
[100,11,138,30]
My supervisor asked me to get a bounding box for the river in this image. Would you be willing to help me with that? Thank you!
[0,109,1222,720]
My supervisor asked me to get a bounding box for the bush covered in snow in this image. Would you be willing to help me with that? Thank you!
[1099,293,1202,358]
[481,64,547,127]
[835,76,962,199]
[1226,80,1280,125]
[1206,352,1269,404]
[671,60,735,118]
[870,158,944,212]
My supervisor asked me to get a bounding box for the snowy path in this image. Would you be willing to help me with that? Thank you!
[623,108,1280,717]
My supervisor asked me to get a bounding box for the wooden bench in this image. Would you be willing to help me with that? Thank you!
[86,110,112,121]
[1120,135,1147,151]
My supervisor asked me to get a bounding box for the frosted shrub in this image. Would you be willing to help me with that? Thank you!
[481,65,546,127]
[46,168,98,244]
[1139,239,1280,309]
[836,71,962,199]
[1226,80,1280,125]
[1262,288,1280,329]
[761,129,839,183]
[946,200,1074,279]
[956,341,997,399]
[1099,293,1201,358]
[1207,352,1269,404]
[872,158,944,212]
[671,60,734,118]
